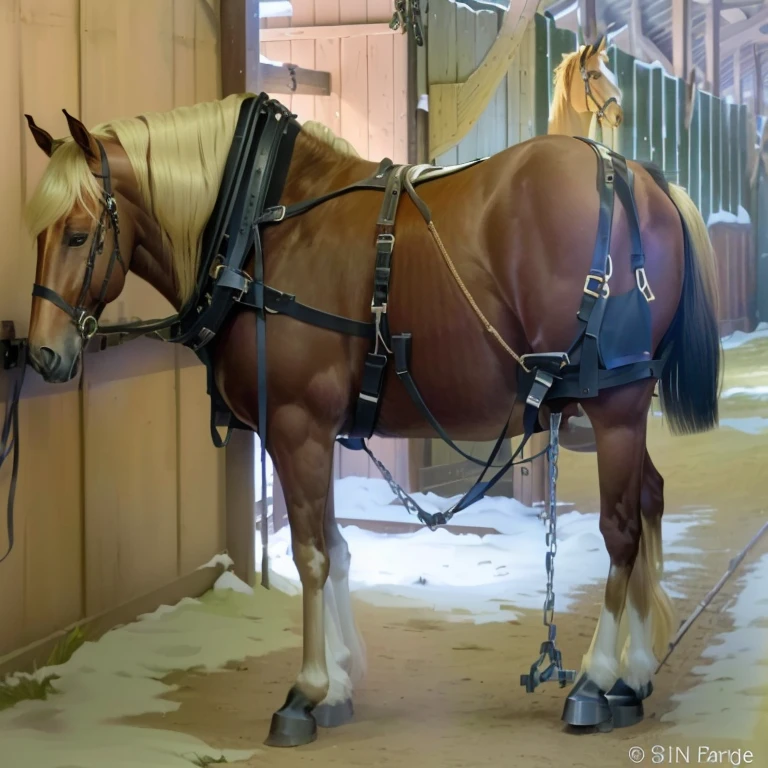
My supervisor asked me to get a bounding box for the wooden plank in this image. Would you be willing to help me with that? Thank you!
[700,91,713,223]
[672,0,692,80]
[712,94,722,215]
[313,0,342,135]
[705,0,721,96]
[339,34,369,157]
[721,98,732,214]
[729,103,740,214]
[650,67,663,167]
[738,103,748,209]
[221,0,247,93]
[689,89,701,209]
[393,29,409,163]
[366,0,391,23]
[339,0,367,24]
[507,22,522,147]
[677,77,689,190]
[533,12,550,137]
[173,0,197,107]
[0,565,221,676]
[82,352,179,616]
[177,354,226,574]
[429,0,458,164]
[663,74,677,178]
[289,0,316,120]
[225,429,256,586]
[614,47,635,160]
[474,10,505,156]
[634,63,651,161]
[194,0,222,103]
[259,62,331,96]
[367,31,395,161]
[456,4,478,163]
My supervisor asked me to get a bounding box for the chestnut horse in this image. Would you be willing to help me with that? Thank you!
[22,92,720,745]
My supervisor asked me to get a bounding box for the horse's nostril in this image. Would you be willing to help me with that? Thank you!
[40,346,60,373]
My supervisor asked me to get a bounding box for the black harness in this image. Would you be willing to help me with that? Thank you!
[16,95,670,559]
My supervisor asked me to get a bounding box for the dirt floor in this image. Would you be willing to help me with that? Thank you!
[131,333,768,767]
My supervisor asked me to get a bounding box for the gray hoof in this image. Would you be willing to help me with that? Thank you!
[606,679,646,728]
[315,698,354,728]
[562,674,612,728]
[265,687,318,748]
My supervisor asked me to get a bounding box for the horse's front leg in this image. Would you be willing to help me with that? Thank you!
[264,407,337,748]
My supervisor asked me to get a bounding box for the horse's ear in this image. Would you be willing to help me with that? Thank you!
[595,35,607,53]
[62,108,98,159]
[24,114,57,157]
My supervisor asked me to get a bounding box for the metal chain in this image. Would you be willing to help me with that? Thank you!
[520,412,576,693]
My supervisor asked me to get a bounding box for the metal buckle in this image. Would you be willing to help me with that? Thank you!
[583,273,604,298]
[526,370,554,409]
[376,233,396,251]
[212,264,251,302]
[371,303,390,356]
[636,267,655,302]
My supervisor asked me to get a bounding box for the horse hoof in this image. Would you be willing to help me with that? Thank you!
[562,674,612,728]
[315,698,354,728]
[264,687,318,748]
[606,679,645,728]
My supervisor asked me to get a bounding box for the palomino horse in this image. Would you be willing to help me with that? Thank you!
[22,90,719,745]
[548,38,623,150]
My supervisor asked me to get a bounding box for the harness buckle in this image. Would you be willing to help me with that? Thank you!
[376,233,396,251]
[77,313,99,341]
[583,273,604,298]
[259,205,286,224]
[526,370,555,409]
[636,267,655,302]
[371,303,390,356]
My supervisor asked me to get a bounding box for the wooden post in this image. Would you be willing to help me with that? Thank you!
[220,0,261,586]
[705,0,721,97]
[733,48,742,104]
[755,46,764,119]
[672,0,692,80]
[578,0,597,45]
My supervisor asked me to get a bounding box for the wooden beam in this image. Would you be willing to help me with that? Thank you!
[220,0,259,587]
[429,0,539,159]
[720,6,768,58]
[259,62,331,95]
[260,22,396,42]
[638,33,675,73]
[672,0,693,80]
[706,0,722,96]
[733,47,743,103]
[578,0,597,44]
[755,44,764,117]
[221,0,260,94]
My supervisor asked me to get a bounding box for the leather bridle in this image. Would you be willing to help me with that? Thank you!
[32,140,126,341]
[579,45,619,124]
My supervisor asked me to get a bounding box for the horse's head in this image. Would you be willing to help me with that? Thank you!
[555,37,623,129]
[24,112,137,382]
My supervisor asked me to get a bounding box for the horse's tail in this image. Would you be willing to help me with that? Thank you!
[650,173,722,435]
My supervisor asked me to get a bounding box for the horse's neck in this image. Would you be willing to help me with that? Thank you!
[548,103,592,138]
[281,133,376,206]
[128,203,181,310]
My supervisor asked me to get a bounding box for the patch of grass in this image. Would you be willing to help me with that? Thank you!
[0,674,58,712]
[0,626,87,712]
[189,755,228,766]
[46,626,87,667]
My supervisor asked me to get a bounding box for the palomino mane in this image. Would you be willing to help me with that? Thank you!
[549,48,587,134]
[25,94,358,306]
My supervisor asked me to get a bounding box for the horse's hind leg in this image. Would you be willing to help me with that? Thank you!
[314,476,365,728]
[264,409,337,748]
[562,383,652,728]
[619,450,675,698]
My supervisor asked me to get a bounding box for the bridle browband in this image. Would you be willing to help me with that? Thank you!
[32,139,126,341]
[579,44,619,124]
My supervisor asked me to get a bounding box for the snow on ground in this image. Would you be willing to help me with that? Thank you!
[263,477,710,623]
[662,546,768,740]
[722,322,768,351]
[0,565,296,768]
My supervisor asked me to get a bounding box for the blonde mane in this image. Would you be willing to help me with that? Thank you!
[25,94,357,305]
[549,48,588,134]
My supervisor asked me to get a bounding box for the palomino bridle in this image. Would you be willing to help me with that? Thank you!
[579,44,619,124]
[31,139,126,341]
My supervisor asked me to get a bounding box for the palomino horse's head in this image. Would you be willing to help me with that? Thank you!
[552,36,623,130]
[23,112,136,382]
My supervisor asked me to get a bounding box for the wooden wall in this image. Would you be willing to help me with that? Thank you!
[0,0,226,661]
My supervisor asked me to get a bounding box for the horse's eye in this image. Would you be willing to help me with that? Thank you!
[592,71,602,79]
[68,233,88,248]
